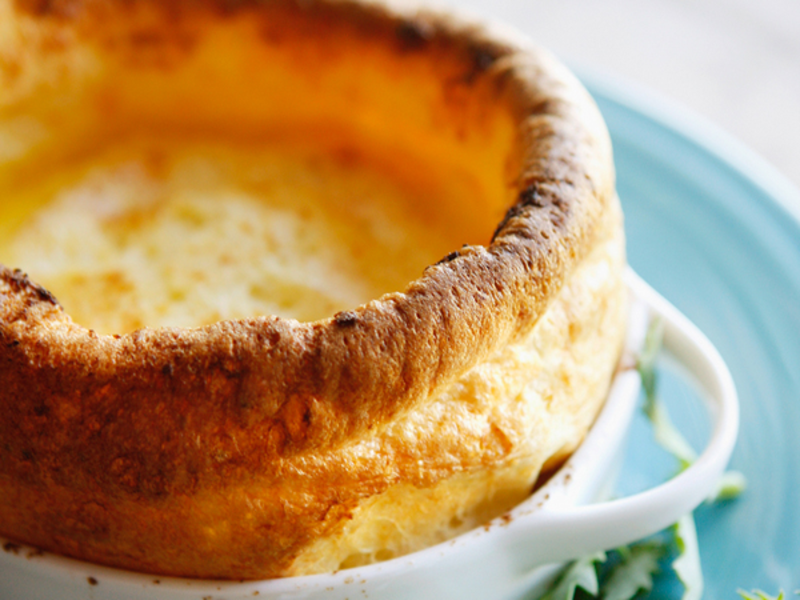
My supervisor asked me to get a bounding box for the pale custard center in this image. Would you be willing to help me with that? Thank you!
[1,138,457,333]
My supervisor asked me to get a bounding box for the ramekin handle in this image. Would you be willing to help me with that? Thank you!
[506,271,740,564]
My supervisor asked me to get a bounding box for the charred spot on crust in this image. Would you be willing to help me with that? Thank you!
[395,19,432,51]
[3,542,21,554]
[492,183,567,242]
[334,311,359,327]
[518,184,548,208]
[2,268,61,307]
[436,250,460,265]
[471,45,498,72]
[461,41,505,84]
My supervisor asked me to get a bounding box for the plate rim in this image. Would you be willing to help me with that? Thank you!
[578,65,800,593]
[576,65,800,231]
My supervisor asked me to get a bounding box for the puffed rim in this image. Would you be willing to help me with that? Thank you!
[0,0,614,497]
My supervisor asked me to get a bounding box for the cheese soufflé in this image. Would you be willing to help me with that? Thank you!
[0,0,627,580]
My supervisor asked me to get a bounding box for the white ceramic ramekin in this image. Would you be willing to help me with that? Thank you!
[0,270,739,600]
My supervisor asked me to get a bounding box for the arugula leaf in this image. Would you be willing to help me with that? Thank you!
[707,469,747,502]
[672,514,703,600]
[737,590,786,600]
[539,552,606,600]
[635,317,745,600]
[643,395,697,471]
[601,542,665,600]
[636,316,664,405]
[636,317,697,471]
[637,317,747,497]
[537,316,748,600]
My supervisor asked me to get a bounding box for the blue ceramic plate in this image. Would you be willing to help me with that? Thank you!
[580,71,800,597]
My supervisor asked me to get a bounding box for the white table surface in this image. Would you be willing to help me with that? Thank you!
[448,0,800,196]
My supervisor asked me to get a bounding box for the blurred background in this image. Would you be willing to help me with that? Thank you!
[447,0,800,193]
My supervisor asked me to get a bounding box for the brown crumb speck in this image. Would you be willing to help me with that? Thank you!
[519,184,547,208]
[395,19,432,51]
[334,311,358,327]
[460,42,505,84]
[3,542,21,554]
[87,576,98,585]
[5,268,60,306]
[436,250,460,265]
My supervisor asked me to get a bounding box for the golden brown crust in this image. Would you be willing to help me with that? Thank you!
[0,0,621,579]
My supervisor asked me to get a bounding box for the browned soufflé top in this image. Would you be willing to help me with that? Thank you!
[0,0,621,579]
